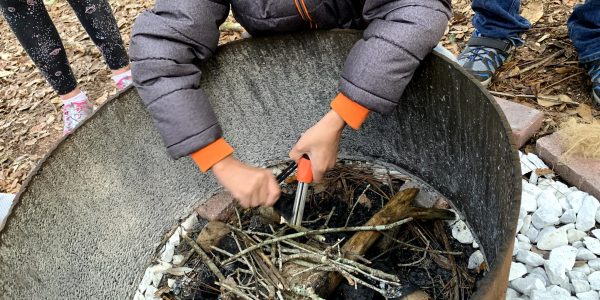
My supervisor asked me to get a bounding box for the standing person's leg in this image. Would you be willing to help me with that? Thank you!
[0,0,93,135]
[66,0,132,90]
[457,0,531,86]
[568,0,600,104]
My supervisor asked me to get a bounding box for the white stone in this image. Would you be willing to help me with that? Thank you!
[181,213,198,231]
[532,286,571,299]
[575,241,586,248]
[134,291,145,300]
[532,209,560,229]
[522,181,542,212]
[589,271,600,290]
[537,190,563,217]
[473,241,479,248]
[160,243,175,263]
[530,267,549,286]
[167,279,176,288]
[573,279,592,293]
[509,262,529,281]
[526,153,549,169]
[144,286,160,300]
[468,250,484,269]
[574,264,593,275]
[570,271,589,281]
[514,237,519,256]
[570,229,588,244]
[517,219,524,234]
[550,245,578,270]
[561,209,578,224]
[517,250,546,267]
[545,259,568,285]
[576,291,600,300]
[518,241,532,251]
[552,180,571,197]
[528,227,540,242]
[596,207,600,223]
[590,259,600,270]
[585,238,600,255]
[578,248,598,261]
[569,191,588,213]
[521,215,532,235]
[592,230,600,240]
[518,234,531,243]
[168,228,181,247]
[511,277,546,296]
[506,288,520,300]
[451,220,474,244]
[538,227,569,250]
[520,153,537,175]
[172,254,185,265]
[577,196,600,231]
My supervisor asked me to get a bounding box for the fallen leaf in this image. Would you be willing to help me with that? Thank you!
[521,0,544,24]
[537,94,578,107]
[535,168,554,176]
[577,104,593,123]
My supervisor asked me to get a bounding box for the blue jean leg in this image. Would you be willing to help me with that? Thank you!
[568,0,600,63]
[471,0,531,39]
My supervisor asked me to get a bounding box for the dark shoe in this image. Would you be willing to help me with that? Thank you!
[457,36,516,87]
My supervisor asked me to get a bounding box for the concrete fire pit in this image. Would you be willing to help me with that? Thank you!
[0,31,520,299]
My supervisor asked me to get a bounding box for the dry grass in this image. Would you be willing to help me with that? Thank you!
[558,119,600,160]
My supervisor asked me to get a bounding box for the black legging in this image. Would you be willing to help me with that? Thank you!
[0,0,129,95]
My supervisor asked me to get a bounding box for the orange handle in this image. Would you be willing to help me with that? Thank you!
[297,155,313,183]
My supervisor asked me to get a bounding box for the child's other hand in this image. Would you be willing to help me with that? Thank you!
[212,156,280,208]
[289,110,345,182]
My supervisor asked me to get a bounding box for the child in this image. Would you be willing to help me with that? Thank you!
[457,0,600,104]
[130,0,451,208]
[0,0,132,134]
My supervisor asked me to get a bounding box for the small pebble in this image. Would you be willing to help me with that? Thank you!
[537,227,569,250]
[527,227,540,242]
[576,196,600,231]
[544,259,568,285]
[573,264,593,275]
[468,250,484,269]
[532,208,560,229]
[550,245,578,270]
[576,291,600,300]
[569,271,588,281]
[511,277,545,296]
[585,237,600,255]
[451,220,474,244]
[573,279,592,293]
[560,209,577,224]
[588,271,600,290]
[516,250,545,267]
[509,262,528,281]
[589,259,600,270]
[578,248,598,261]
[569,191,588,213]
[521,215,532,235]
[569,229,588,244]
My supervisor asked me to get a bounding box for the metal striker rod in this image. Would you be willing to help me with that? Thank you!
[292,182,309,226]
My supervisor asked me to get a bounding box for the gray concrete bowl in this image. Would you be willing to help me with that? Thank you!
[0,31,520,299]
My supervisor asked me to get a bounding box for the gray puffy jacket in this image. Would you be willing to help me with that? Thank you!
[130,0,451,159]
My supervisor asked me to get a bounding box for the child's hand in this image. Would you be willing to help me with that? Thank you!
[212,156,280,208]
[289,110,346,182]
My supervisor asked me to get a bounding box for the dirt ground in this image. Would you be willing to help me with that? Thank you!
[0,0,598,193]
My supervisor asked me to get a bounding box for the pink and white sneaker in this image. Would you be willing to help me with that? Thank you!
[62,92,94,135]
[112,70,133,91]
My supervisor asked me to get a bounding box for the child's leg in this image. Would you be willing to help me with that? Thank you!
[66,0,129,72]
[567,0,600,64]
[66,0,131,90]
[471,0,531,39]
[0,0,78,96]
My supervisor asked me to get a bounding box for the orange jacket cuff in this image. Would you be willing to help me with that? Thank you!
[190,137,234,172]
[330,93,369,130]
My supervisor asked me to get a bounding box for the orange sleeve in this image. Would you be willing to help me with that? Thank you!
[330,93,370,130]
[190,137,234,172]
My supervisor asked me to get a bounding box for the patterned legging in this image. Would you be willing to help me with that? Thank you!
[0,0,129,95]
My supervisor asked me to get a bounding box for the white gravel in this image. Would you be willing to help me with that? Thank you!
[507,152,600,299]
